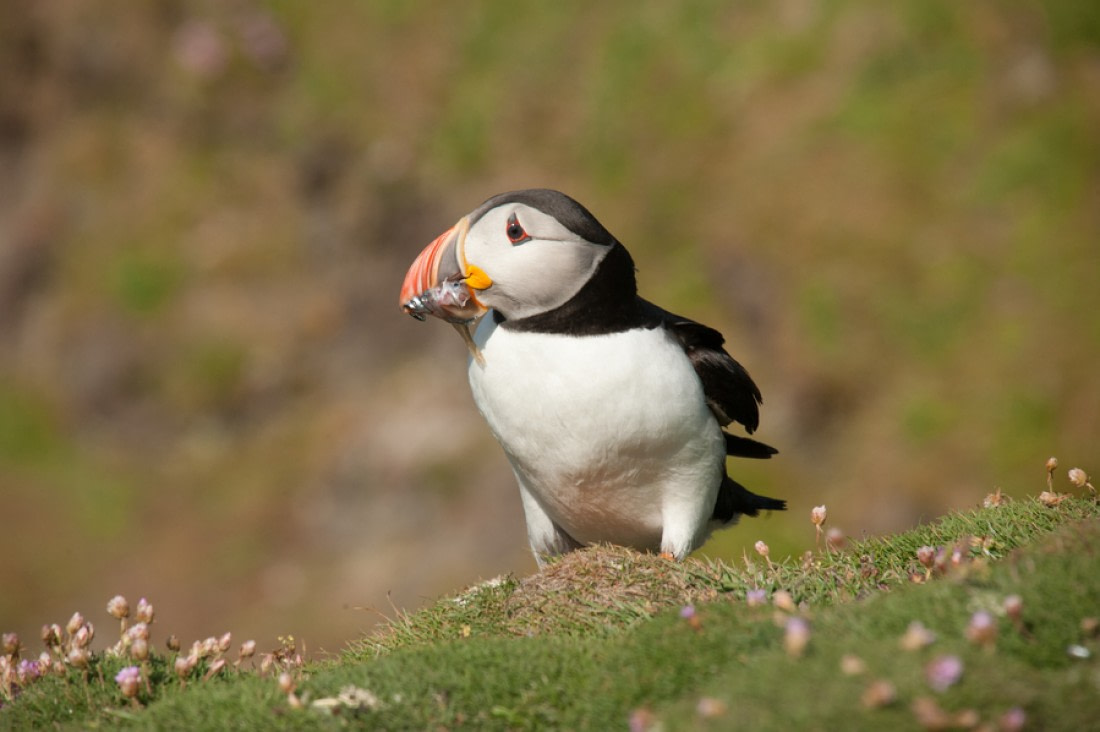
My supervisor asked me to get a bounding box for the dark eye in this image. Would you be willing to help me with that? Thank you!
[505,213,529,244]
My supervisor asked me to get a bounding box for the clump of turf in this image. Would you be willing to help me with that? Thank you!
[352,493,1099,657]
[4,494,1098,730]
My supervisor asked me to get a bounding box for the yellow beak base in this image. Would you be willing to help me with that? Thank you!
[463,265,493,291]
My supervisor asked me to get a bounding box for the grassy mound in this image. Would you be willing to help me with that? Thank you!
[3,495,1099,730]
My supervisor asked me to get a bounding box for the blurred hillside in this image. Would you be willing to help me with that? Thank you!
[1,1,1097,655]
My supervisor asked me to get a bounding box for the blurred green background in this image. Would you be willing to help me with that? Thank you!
[1,0,1097,655]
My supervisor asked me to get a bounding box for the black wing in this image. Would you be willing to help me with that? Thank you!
[640,300,785,520]
[641,300,778,460]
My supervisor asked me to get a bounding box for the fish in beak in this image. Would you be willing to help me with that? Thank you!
[399,216,492,364]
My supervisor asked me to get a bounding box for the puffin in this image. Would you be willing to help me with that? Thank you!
[399,189,784,564]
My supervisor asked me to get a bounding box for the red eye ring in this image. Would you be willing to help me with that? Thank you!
[505,213,530,244]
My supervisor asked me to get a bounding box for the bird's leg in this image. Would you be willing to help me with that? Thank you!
[659,512,702,560]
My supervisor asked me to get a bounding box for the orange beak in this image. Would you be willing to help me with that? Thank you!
[399,216,490,324]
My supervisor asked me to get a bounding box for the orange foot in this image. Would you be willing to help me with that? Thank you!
[658,551,677,561]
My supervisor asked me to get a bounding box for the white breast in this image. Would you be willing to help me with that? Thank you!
[467,316,725,554]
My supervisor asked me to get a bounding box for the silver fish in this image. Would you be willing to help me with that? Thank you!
[402,278,486,366]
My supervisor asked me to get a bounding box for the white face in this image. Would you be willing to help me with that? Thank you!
[461,203,612,320]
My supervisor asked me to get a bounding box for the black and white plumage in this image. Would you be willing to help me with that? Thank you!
[400,189,784,564]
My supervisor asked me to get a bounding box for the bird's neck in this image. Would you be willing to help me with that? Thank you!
[497,242,644,336]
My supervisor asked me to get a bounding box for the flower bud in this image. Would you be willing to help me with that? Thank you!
[66,612,85,636]
[277,671,295,694]
[174,654,196,679]
[925,655,963,692]
[1045,456,1058,473]
[41,624,62,648]
[203,657,227,681]
[784,617,811,658]
[13,657,33,677]
[218,632,232,653]
[811,505,827,526]
[916,546,936,569]
[630,708,654,732]
[680,605,702,632]
[1039,491,1066,507]
[899,621,937,651]
[239,640,257,660]
[695,697,727,719]
[956,709,980,727]
[745,588,767,608]
[106,595,130,620]
[861,679,897,708]
[966,610,997,646]
[773,590,796,612]
[840,654,866,676]
[72,625,92,649]
[135,598,154,625]
[1003,595,1023,622]
[130,638,149,661]
[1068,468,1089,489]
[2,632,19,656]
[127,622,150,642]
[825,528,846,551]
[1000,707,1027,732]
[67,647,90,668]
[166,635,181,652]
[754,540,770,558]
[17,658,41,684]
[115,666,141,699]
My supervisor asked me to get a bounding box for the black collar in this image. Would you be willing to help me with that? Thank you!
[497,243,649,336]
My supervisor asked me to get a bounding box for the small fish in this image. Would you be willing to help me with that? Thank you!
[402,277,479,324]
[402,278,486,366]
[450,322,485,367]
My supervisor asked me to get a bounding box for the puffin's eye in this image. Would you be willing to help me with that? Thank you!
[505,213,530,244]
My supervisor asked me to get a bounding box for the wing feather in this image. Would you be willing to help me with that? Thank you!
[639,300,778,459]
[641,301,767,434]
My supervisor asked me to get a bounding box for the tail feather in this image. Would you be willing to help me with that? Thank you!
[724,433,779,459]
[712,475,786,523]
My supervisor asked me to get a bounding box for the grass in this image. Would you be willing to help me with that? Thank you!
[3,492,1099,730]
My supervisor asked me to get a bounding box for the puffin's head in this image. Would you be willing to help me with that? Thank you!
[400,189,618,323]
